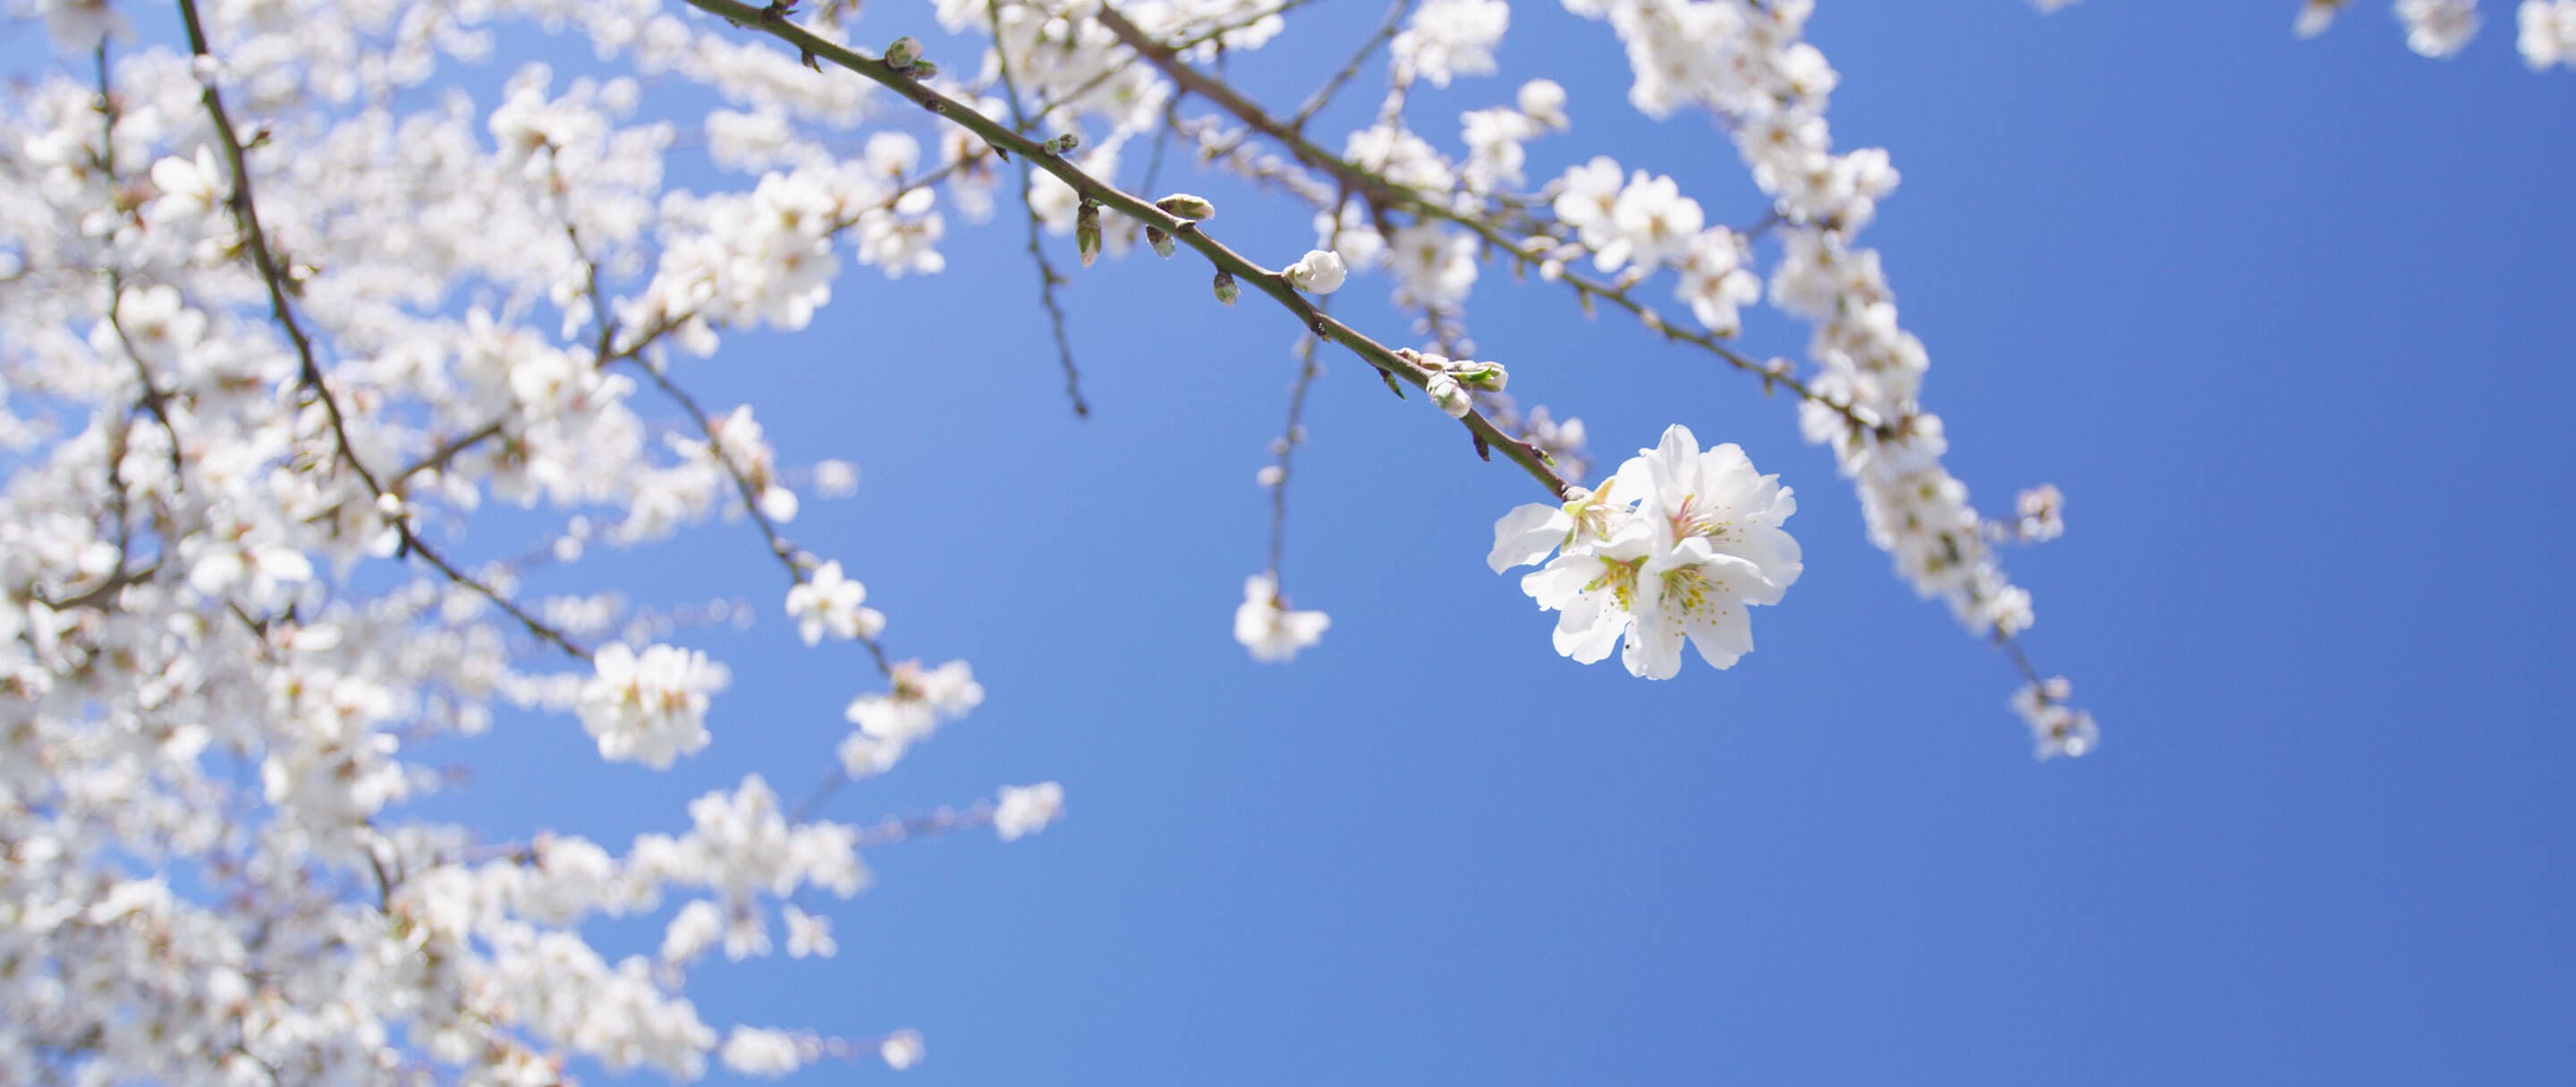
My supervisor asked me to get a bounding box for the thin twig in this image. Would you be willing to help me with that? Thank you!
[1092,7,1892,439]
[689,0,1573,497]
[177,0,589,661]
[1265,326,1325,579]
[1287,0,1415,131]
[984,0,1089,417]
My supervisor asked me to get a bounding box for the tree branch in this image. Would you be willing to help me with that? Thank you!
[684,0,1572,498]
[177,0,589,662]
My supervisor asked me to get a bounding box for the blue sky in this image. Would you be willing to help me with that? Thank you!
[90,1,2576,1083]
[561,3,2574,1082]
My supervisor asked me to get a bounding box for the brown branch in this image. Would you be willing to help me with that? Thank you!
[177,0,589,662]
[686,0,1572,498]
[983,0,1089,418]
[1265,324,1325,579]
[1093,6,1892,440]
[1288,0,1415,130]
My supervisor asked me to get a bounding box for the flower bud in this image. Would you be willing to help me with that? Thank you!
[1283,249,1347,294]
[1213,269,1238,305]
[1147,225,1175,259]
[1426,373,1471,419]
[1050,132,1080,155]
[1075,201,1101,268]
[884,36,922,69]
[1454,361,1508,391]
[905,57,939,80]
[1154,193,1216,220]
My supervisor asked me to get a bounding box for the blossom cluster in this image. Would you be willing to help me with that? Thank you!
[1,1,1067,1081]
[2052,0,2576,68]
[1493,425,1802,678]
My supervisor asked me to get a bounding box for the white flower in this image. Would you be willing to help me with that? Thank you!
[2012,676,2099,759]
[2398,0,2481,56]
[1233,572,1329,662]
[782,904,835,958]
[1487,480,1633,573]
[1518,79,1569,128]
[40,0,130,51]
[879,1030,927,1071]
[1505,426,1800,678]
[147,147,225,225]
[1552,157,1625,251]
[1424,372,1472,418]
[811,458,861,496]
[577,643,728,769]
[1386,224,1478,307]
[1284,249,1348,293]
[1676,229,1760,335]
[1605,172,1705,271]
[1611,425,1803,601]
[1391,0,1509,87]
[2295,0,2349,37]
[993,782,1064,841]
[844,659,982,744]
[1518,528,1656,667]
[2013,485,2066,542]
[662,898,724,964]
[2521,0,2576,66]
[721,1028,807,1077]
[784,561,884,645]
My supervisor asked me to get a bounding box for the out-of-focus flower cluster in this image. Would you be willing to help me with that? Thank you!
[0,0,1072,1081]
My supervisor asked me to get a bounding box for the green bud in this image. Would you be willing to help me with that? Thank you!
[1075,201,1101,268]
[1213,270,1238,305]
[884,36,922,69]
[1147,225,1175,259]
[1050,132,1081,155]
[1154,193,1216,221]
[904,57,939,80]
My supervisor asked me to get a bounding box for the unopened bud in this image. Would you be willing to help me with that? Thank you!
[1283,249,1347,294]
[1147,225,1175,259]
[1454,361,1508,391]
[905,57,939,79]
[1075,201,1101,268]
[884,36,922,69]
[1425,373,1471,419]
[1049,132,1080,155]
[1213,269,1238,305]
[1154,193,1216,220]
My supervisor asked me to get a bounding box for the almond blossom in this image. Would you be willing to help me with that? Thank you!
[1233,572,1330,663]
[1497,426,1801,679]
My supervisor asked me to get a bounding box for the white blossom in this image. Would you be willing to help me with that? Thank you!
[2297,0,2351,37]
[1233,572,1330,663]
[2399,0,2483,55]
[785,561,885,645]
[578,643,729,769]
[721,1028,808,1076]
[994,782,1066,841]
[1392,0,1509,87]
[1503,426,1800,679]
[2012,676,2100,760]
[1284,248,1349,293]
[2521,0,2576,65]
[783,904,836,959]
[879,1029,927,1071]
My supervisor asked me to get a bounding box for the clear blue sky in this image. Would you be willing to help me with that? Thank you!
[420,2,2572,1083]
